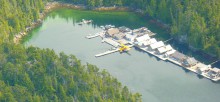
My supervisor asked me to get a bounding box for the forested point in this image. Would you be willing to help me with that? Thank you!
[0,43,141,101]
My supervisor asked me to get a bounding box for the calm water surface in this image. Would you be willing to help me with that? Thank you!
[25,8,220,102]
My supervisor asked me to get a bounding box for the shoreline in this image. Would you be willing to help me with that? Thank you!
[15,2,220,65]
[13,2,85,44]
[13,2,129,44]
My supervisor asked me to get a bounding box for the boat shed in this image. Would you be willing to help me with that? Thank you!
[134,34,150,43]
[138,38,157,47]
[170,51,187,62]
[165,50,176,57]
[149,41,165,50]
[125,34,137,42]
[183,57,198,67]
[113,32,126,40]
[207,68,220,78]
[156,45,173,54]
[106,28,120,37]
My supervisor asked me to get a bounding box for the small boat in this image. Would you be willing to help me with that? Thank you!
[82,19,93,24]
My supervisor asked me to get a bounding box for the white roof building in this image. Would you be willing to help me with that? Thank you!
[135,34,150,43]
[165,50,176,56]
[157,45,173,54]
[149,41,165,50]
[138,38,157,47]
[125,34,137,42]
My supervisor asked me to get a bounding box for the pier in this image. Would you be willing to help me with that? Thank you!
[85,31,105,39]
[86,34,100,39]
[95,49,119,57]
[102,38,120,47]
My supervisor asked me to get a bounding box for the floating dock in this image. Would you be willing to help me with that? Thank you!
[95,49,119,57]
[86,25,220,82]
[86,34,100,39]
[102,38,120,47]
[85,31,105,39]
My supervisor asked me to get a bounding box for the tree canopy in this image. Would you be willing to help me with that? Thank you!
[0,43,141,101]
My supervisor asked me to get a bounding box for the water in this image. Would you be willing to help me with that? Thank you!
[25,8,220,102]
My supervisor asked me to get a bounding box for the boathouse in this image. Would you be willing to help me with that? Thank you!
[165,50,176,57]
[149,41,165,50]
[138,38,157,47]
[207,68,220,78]
[125,34,136,42]
[134,34,150,43]
[113,32,126,40]
[106,28,120,37]
[156,45,173,54]
[169,51,187,62]
[183,57,198,67]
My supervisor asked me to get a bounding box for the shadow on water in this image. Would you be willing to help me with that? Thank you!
[120,51,131,56]
[197,74,204,79]
[134,46,154,59]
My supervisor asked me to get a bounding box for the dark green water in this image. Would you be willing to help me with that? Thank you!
[25,8,220,102]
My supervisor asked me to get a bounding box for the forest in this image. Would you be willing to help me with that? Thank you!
[0,43,141,101]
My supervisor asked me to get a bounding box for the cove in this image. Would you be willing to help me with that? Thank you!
[24,8,220,102]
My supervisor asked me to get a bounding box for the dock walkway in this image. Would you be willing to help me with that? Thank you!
[85,31,105,39]
[86,34,100,39]
[95,49,119,57]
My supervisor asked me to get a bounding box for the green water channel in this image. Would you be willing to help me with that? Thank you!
[24,8,220,102]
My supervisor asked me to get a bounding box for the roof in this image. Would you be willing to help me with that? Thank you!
[107,28,120,36]
[125,34,136,39]
[135,34,150,42]
[165,50,176,55]
[212,68,220,72]
[139,38,157,46]
[149,41,165,49]
[114,33,125,39]
[185,57,198,65]
[119,26,131,32]
[157,45,173,53]
[170,51,187,60]
[149,38,157,44]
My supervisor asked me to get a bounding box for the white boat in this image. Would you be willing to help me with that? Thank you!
[82,19,93,24]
